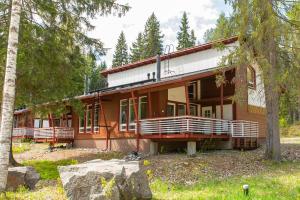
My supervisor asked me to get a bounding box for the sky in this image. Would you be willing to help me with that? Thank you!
[88,0,231,68]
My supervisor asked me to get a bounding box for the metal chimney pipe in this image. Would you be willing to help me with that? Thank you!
[156,54,161,82]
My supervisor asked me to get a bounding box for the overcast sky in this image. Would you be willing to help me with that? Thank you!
[88,0,231,68]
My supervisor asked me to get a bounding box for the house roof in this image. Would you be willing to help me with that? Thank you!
[101,36,238,77]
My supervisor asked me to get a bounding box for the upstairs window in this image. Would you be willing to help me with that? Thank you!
[188,82,197,100]
[247,66,256,89]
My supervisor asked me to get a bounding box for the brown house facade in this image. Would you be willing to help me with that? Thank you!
[13,37,267,155]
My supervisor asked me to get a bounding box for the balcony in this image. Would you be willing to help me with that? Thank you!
[139,116,258,139]
[13,127,74,143]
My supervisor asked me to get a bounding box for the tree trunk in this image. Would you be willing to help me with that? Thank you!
[264,28,281,161]
[0,0,22,192]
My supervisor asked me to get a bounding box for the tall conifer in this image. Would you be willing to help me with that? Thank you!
[130,32,144,62]
[112,31,129,67]
[177,12,196,50]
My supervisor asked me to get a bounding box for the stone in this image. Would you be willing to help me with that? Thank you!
[58,159,152,200]
[150,142,158,155]
[6,166,40,191]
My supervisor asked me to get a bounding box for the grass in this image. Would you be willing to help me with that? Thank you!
[1,185,66,200]
[22,159,78,180]
[12,143,31,154]
[281,122,300,137]
[151,161,300,200]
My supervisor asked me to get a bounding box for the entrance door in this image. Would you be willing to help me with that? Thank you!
[216,104,233,120]
[166,102,176,117]
[202,106,213,118]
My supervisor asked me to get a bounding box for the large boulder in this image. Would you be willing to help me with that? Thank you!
[58,159,152,200]
[6,166,40,191]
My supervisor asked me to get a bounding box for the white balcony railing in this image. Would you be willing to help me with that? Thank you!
[13,127,74,140]
[139,116,259,138]
[12,128,34,138]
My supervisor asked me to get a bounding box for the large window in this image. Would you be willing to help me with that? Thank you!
[178,104,186,116]
[166,102,176,117]
[247,66,256,89]
[79,104,100,134]
[119,96,148,132]
[190,104,197,116]
[120,99,128,131]
[139,96,148,120]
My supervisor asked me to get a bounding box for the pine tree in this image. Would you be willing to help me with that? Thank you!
[177,12,196,50]
[203,13,236,43]
[142,13,164,58]
[112,31,129,67]
[190,30,197,46]
[130,32,144,62]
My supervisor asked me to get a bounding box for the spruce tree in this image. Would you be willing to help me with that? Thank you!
[130,32,144,62]
[112,31,129,67]
[177,12,196,50]
[203,13,236,43]
[142,13,164,58]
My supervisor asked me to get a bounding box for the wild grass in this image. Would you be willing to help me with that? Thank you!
[22,159,78,180]
[12,143,31,154]
[151,161,300,200]
[281,122,300,137]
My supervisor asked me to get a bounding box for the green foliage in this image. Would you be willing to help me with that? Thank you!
[177,12,196,50]
[203,12,236,42]
[112,31,129,67]
[100,177,116,198]
[151,162,300,200]
[142,13,164,58]
[22,159,78,180]
[0,0,129,113]
[280,122,300,137]
[88,61,107,92]
[130,32,144,62]
[12,143,31,154]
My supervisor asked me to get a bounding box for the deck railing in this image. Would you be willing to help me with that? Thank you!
[139,116,259,138]
[33,127,74,140]
[12,128,34,138]
[13,127,74,140]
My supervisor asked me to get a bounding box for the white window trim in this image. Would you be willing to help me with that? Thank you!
[120,99,128,131]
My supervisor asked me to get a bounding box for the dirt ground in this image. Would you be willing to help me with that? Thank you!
[13,138,300,185]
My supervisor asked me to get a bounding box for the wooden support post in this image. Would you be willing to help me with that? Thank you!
[99,95,110,150]
[221,82,224,119]
[148,91,152,118]
[131,91,140,152]
[185,83,190,115]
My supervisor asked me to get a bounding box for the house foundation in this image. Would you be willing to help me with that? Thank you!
[187,141,196,156]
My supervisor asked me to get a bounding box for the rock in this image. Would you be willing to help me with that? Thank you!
[6,166,40,191]
[58,159,152,200]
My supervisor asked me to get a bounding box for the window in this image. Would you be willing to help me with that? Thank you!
[53,119,60,127]
[34,119,41,128]
[188,82,197,100]
[166,103,176,117]
[190,104,197,116]
[247,66,256,89]
[178,104,186,116]
[79,104,100,133]
[42,120,50,128]
[129,99,136,131]
[120,99,128,131]
[139,96,148,120]
[204,110,211,118]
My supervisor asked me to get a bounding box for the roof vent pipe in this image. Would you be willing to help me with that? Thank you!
[156,54,161,82]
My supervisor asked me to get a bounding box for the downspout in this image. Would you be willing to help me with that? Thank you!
[156,54,161,82]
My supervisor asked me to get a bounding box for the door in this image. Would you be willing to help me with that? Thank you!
[216,104,233,120]
[166,102,176,117]
[202,106,213,118]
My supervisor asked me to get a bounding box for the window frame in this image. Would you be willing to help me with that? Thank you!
[79,103,100,134]
[188,82,197,100]
[247,66,256,89]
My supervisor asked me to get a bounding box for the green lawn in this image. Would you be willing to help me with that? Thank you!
[151,161,300,200]
[22,159,78,180]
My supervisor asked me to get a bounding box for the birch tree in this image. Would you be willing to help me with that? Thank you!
[0,0,22,192]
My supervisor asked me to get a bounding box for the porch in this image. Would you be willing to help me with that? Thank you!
[13,127,74,143]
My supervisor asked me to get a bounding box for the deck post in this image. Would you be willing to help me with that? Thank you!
[187,141,196,156]
[131,91,140,152]
[185,83,190,115]
[220,82,224,119]
[99,94,110,151]
[150,141,158,155]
